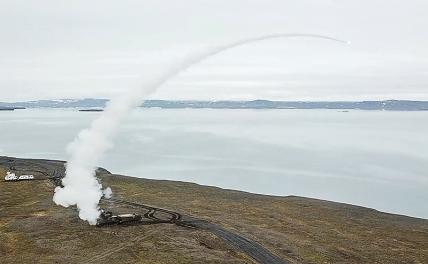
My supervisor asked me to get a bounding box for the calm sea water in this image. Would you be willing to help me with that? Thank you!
[1,108,427,219]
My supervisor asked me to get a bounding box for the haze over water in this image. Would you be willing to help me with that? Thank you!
[1,108,427,219]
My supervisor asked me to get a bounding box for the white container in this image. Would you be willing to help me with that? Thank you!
[18,175,34,180]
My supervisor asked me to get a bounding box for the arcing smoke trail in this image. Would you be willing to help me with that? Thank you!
[53,34,346,225]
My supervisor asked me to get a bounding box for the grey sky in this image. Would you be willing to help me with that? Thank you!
[0,0,427,101]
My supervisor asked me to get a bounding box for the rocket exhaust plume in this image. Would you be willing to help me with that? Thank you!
[53,34,346,225]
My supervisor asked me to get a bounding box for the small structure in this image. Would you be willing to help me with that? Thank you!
[97,210,142,226]
[4,172,34,181]
[4,172,18,181]
[18,175,34,180]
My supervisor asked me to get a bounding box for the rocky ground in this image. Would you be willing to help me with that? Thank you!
[0,156,427,264]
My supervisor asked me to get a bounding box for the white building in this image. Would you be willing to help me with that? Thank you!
[18,175,34,180]
[4,172,35,181]
[4,172,18,181]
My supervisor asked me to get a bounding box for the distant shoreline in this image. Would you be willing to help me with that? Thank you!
[0,107,25,111]
[1,99,428,111]
[78,109,104,112]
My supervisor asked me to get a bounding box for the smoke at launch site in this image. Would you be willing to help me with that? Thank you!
[52,34,346,224]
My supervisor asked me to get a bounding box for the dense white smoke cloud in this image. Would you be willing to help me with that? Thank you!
[53,34,346,225]
[103,187,112,199]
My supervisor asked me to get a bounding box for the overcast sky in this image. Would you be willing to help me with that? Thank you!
[1,0,427,101]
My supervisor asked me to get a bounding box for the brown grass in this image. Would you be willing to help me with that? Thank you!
[0,165,6,178]
[1,164,427,263]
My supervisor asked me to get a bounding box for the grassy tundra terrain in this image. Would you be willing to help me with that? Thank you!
[0,157,427,263]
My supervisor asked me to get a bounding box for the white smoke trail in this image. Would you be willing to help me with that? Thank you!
[53,34,346,225]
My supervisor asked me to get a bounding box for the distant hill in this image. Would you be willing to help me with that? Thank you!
[1,99,428,111]
[0,99,108,109]
[141,99,428,111]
